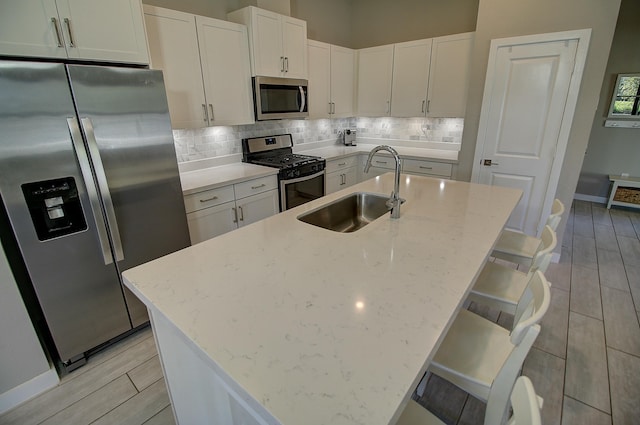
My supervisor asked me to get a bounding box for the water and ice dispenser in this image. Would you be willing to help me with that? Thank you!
[22,177,87,241]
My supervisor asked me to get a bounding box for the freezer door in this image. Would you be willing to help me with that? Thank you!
[67,65,190,327]
[0,61,132,362]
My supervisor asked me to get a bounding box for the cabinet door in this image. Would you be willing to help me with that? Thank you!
[197,16,254,126]
[250,8,283,77]
[325,171,343,195]
[391,39,432,117]
[56,0,148,64]
[357,45,394,117]
[0,0,68,59]
[427,32,474,117]
[281,16,307,79]
[187,201,237,244]
[330,45,356,118]
[343,167,358,188]
[236,190,279,228]
[307,40,331,119]
[144,6,207,129]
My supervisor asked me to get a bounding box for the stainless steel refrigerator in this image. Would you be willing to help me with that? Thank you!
[0,60,190,372]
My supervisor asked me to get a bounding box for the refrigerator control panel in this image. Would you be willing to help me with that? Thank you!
[22,177,87,241]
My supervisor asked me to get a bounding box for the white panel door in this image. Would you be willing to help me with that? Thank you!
[236,190,279,228]
[391,39,432,117]
[475,38,578,234]
[197,16,254,126]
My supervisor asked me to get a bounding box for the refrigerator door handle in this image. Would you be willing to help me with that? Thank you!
[80,117,125,263]
[67,118,114,265]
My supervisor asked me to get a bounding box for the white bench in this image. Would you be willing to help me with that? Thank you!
[607,174,640,210]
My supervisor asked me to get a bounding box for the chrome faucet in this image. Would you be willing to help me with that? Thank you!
[364,145,404,219]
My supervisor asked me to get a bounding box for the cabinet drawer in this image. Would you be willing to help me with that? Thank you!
[403,159,452,177]
[365,154,397,170]
[234,175,278,199]
[184,185,235,213]
[326,155,358,173]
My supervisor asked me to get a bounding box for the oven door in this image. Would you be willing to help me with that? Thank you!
[280,170,325,211]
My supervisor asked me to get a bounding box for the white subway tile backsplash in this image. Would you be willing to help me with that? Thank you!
[173,117,463,163]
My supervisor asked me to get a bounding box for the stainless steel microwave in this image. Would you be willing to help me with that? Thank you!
[253,76,308,120]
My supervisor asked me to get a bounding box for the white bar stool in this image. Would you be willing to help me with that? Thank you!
[468,225,556,314]
[492,199,564,268]
[398,376,542,425]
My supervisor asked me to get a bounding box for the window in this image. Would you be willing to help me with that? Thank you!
[606,73,640,128]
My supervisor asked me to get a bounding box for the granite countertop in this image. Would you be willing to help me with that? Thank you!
[123,173,521,425]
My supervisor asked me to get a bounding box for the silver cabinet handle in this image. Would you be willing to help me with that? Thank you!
[386,100,390,114]
[199,196,218,203]
[419,166,433,170]
[80,117,124,262]
[238,206,244,221]
[284,57,289,72]
[67,118,114,265]
[63,18,75,47]
[280,56,285,73]
[208,104,214,121]
[338,162,346,166]
[51,18,64,47]
[202,104,208,122]
[232,207,238,223]
[332,102,336,114]
[422,100,426,114]
[251,183,266,190]
[426,99,431,113]
[375,160,388,165]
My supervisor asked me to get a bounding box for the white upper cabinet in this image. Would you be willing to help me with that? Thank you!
[228,6,307,79]
[144,6,253,129]
[307,40,355,119]
[307,40,331,118]
[391,39,432,117]
[330,45,356,118]
[0,0,149,64]
[426,32,474,117]
[356,44,394,117]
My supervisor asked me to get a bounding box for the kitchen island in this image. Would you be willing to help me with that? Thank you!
[123,173,521,425]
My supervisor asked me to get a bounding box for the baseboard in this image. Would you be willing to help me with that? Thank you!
[0,368,59,415]
[574,193,607,204]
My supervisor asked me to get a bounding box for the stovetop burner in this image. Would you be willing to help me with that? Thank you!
[241,134,325,173]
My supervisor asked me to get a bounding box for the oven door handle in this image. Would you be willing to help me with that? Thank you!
[280,169,325,186]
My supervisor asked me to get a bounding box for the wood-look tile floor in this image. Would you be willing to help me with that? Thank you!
[416,201,640,425]
[0,326,174,425]
[1,201,638,425]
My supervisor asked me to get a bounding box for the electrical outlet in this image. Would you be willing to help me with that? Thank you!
[621,172,629,177]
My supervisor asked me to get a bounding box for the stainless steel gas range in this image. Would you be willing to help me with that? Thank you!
[242,134,325,211]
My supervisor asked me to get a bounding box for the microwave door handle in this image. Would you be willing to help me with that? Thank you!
[298,86,306,112]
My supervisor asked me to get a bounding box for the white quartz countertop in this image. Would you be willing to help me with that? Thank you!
[179,142,458,195]
[180,162,278,196]
[296,144,458,163]
[123,174,521,425]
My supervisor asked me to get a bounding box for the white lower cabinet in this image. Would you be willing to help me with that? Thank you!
[185,175,278,244]
[325,156,358,194]
[360,154,398,181]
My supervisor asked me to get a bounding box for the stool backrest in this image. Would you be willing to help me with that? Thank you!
[545,199,565,231]
[508,376,543,425]
[511,270,551,345]
[529,225,557,275]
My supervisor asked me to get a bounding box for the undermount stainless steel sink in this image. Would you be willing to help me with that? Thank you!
[297,192,394,233]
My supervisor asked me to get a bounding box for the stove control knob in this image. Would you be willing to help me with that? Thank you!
[311,165,317,172]
[295,169,301,178]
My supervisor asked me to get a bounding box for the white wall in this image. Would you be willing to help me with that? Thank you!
[576,0,640,198]
[0,243,57,414]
